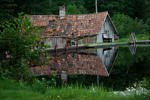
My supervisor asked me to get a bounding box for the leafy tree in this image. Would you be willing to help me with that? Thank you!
[146,18,150,37]
[15,0,88,15]
[144,0,150,20]
[112,14,148,37]
[66,5,81,14]
[0,14,41,80]
[0,0,149,21]
[133,0,146,19]
[16,0,58,15]
[66,0,88,14]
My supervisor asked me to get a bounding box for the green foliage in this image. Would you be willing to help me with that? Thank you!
[84,0,146,18]
[0,79,149,100]
[146,18,150,37]
[0,0,17,22]
[0,13,41,81]
[138,78,150,90]
[17,0,59,15]
[31,78,49,93]
[65,0,88,14]
[144,0,150,20]
[66,5,81,15]
[112,14,149,37]
[31,74,58,93]
[0,0,149,21]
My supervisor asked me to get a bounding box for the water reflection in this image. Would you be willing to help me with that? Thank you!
[102,46,150,90]
[128,44,137,55]
[31,47,118,77]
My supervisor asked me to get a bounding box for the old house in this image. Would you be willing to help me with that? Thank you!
[29,6,117,49]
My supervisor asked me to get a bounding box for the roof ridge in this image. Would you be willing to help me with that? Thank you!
[29,11,108,16]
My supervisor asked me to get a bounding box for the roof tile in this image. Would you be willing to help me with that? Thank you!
[29,11,108,37]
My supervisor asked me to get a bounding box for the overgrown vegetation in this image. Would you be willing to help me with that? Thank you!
[0,79,149,100]
[0,0,150,100]
[0,14,46,81]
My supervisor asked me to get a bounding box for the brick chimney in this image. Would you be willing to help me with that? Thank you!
[59,6,65,19]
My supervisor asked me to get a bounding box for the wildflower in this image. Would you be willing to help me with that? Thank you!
[57,95,60,98]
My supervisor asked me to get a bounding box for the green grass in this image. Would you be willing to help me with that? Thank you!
[0,79,149,100]
[115,34,150,43]
[115,38,129,43]
[136,34,150,40]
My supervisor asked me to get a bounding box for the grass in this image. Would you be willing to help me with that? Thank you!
[115,34,150,43]
[136,34,150,40]
[115,38,129,43]
[0,79,149,100]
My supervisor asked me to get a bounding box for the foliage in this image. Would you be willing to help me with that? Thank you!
[0,13,41,81]
[31,75,58,93]
[144,0,150,20]
[112,14,149,38]
[146,18,150,37]
[31,78,49,93]
[0,78,149,100]
[138,78,150,90]
[83,0,146,18]
[0,0,17,22]
[16,0,59,15]
[10,0,147,20]
[66,5,81,15]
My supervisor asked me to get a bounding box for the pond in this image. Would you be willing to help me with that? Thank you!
[32,44,150,90]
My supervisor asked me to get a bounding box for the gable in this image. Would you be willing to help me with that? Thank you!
[106,14,118,34]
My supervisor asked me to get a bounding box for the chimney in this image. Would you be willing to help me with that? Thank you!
[59,6,65,19]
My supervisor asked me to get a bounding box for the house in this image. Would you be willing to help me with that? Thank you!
[29,6,118,49]
[31,47,118,77]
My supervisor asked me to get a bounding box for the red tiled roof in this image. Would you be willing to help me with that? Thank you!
[29,11,108,37]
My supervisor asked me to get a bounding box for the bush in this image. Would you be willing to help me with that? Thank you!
[31,78,49,93]
[0,13,41,81]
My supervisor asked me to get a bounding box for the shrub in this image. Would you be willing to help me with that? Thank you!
[31,78,49,93]
[0,13,41,81]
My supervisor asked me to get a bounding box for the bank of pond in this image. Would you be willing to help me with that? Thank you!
[0,79,150,100]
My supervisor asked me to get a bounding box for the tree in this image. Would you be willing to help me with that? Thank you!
[144,0,150,20]
[112,14,148,37]
[0,0,17,22]
[146,18,150,37]
[0,14,41,80]
[66,5,81,14]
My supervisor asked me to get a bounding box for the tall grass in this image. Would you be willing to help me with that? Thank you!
[0,79,148,100]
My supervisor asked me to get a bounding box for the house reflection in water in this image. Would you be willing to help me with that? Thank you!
[31,47,118,78]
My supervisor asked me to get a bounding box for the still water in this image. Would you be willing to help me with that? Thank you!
[31,45,150,90]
